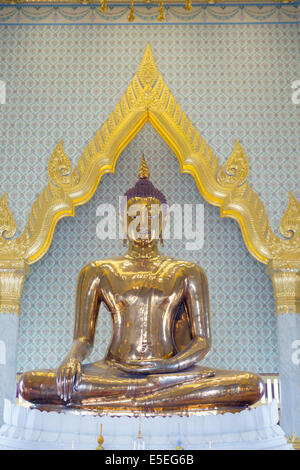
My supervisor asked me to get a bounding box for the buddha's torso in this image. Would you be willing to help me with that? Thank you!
[93,255,193,363]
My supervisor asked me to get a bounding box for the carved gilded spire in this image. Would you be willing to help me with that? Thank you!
[138,44,158,88]
[138,154,150,179]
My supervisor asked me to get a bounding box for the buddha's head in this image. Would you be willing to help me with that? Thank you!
[122,155,167,247]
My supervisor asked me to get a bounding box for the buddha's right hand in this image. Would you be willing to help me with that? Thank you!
[56,357,82,402]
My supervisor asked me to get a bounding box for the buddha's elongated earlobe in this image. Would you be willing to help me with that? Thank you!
[159,213,166,246]
[159,232,164,246]
[123,238,128,247]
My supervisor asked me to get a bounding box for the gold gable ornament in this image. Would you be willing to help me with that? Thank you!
[15,44,298,268]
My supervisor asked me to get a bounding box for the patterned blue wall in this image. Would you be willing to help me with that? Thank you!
[0,23,299,373]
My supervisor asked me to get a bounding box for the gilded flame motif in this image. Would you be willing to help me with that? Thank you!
[138,154,150,179]
[268,193,300,260]
[217,140,249,187]
[0,194,29,260]
[138,45,158,88]
[48,140,80,187]
[19,45,299,266]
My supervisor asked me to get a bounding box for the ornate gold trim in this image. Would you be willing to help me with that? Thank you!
[287,433,300,450]
[0,194,29,260]
[0,45,299,271]
[0,260,30,316]
[267,259,300,315]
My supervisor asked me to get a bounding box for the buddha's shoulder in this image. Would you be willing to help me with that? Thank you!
[78,256,207,279]
[79,256,127,272]
[161,256,207,278]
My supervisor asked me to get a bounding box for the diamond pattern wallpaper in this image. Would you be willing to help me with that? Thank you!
[0,24,299,373]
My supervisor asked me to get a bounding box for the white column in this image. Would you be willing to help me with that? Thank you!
[0,261,29,424]
[267,260,300,449]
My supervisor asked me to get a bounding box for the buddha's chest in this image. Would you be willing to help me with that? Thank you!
[113,286,180,311]
[101,266,185,313]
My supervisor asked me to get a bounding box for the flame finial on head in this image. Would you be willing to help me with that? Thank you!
[138,154,150,179]
[123,154,167,206]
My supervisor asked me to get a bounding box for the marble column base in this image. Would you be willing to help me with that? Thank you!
[0,399,293,450]
[0,314,19,427]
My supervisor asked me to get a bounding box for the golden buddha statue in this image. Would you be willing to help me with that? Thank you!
[19,156,264,414]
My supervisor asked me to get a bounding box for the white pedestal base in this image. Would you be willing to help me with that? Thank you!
[0,399,292,450]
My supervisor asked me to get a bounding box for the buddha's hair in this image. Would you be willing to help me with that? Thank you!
[124,178,167,205]
[120,155,167,218]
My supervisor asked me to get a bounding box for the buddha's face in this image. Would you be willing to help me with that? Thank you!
[125,197,165,246]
